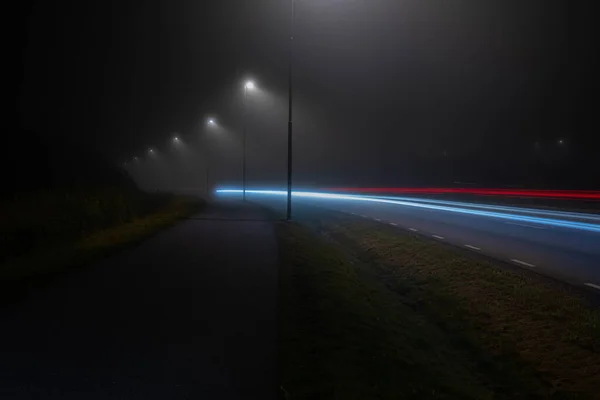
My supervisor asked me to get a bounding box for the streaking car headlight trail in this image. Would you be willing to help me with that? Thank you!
[216,189,600,233]
[326,187,600,200]
[370,195,600,223]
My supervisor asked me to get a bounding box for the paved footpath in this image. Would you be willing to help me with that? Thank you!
[0,201,278,399]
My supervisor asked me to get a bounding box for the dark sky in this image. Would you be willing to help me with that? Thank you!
[15,0,600,189]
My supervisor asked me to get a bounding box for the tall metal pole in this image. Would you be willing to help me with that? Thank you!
[204,133,210,197]
[286,0,294,220]
[205,158,209,196]
[243,86,247,201]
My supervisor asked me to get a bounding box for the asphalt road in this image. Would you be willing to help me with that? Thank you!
[239,192,600,293]
[0,201,278,399]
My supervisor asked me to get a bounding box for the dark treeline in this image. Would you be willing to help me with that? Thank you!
[1,130,135,199]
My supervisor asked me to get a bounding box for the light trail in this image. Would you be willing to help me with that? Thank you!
[367,195,600,222]
[215,189,600,233]
[327,187,600,200]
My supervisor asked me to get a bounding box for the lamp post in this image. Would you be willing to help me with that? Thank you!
[205,160,210,196]
[243,80,255,201]
[286,0,295,220]
[204,118,219,197]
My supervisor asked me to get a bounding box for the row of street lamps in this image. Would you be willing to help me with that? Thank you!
[127,0,297,221]
[125,78,295,218]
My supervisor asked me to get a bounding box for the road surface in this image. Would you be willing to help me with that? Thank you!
[0,201,278,399]
[226,191,600,293]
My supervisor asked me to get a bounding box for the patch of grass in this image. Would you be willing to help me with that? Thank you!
[0,187,178,264]
[0,195,202,302]
[317,214,600,398]
[278,222,547,399]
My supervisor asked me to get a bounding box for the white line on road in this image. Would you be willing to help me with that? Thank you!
[390,222,397,226]
[510,259,535,268]
[464,244,481,251]
[505,222,547,230]
[409,228,418,232]
[584,283,600,290]
[375,218,381,221]
[432,235,444,240]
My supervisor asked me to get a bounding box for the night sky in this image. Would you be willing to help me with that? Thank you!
[14,0,600,191]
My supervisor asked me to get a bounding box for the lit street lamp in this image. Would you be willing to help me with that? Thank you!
[203,116,221,196]
[243,80,255,201]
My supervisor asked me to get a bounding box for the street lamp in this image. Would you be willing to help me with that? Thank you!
[242,80,255,201]
[202,117,221,197]
[286,0,295,220]
[204,119,217,195]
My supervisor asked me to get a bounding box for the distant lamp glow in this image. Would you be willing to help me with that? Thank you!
[558,139,564,145]
[149,148,154,154]
[173,136,180,142]
[208,118,216,126]
[134,156,139,161]
[245,80,255,90]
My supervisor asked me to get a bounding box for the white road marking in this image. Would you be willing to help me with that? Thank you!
[432,235,444,240]
[505,222,547,230]
[361,215,367,218]
[464,245,481,251]
[390,222,397,226]
[409,228,418,232]
[510,259,535,268]
[584,283,600,290]
[375,218,381,221]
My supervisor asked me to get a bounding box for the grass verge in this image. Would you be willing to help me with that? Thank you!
[1,195,203,304]
[277,212,600,399]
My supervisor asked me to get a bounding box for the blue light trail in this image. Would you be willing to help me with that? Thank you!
[216,189,600,233]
